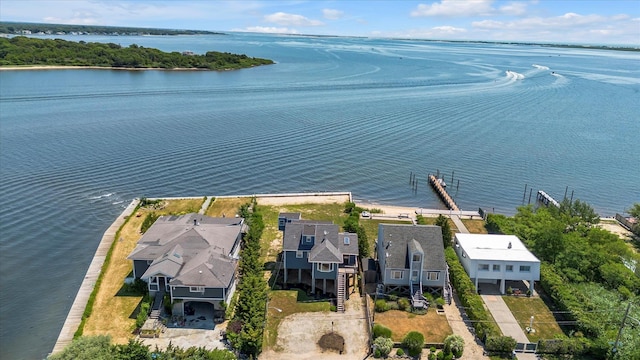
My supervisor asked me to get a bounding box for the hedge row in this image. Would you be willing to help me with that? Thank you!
[227,200,268,357]
[444,247,501,340]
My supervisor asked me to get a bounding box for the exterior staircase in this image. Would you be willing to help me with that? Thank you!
[337,272,346,312]
[150,291,164,320]
[410,282,428,309]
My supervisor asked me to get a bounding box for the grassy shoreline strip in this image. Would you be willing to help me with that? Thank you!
[73,200,141,338]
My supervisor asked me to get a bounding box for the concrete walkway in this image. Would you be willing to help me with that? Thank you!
[199,196,213,214]
[450,215,469,234]
[481,295,538,360]
[51,199,140,354]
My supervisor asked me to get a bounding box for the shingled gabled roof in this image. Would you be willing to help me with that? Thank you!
[309,239,342,263]
[128,213,243,289]
[283,221,358,261]
[379,224,446,271]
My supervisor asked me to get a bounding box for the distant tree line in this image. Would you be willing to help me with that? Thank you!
[0,36,274,70]
[0,21,221,35]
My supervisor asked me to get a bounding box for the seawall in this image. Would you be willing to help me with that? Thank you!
[51,199,139,354]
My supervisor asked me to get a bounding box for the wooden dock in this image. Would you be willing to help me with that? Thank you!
[51,199,139,355]
[536,190,560,208]
[428,174,459,211]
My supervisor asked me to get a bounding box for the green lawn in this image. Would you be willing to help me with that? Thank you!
[501,296,565,343]
[263,290,331,350]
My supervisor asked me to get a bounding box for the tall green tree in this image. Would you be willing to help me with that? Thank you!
[435,215,452,248]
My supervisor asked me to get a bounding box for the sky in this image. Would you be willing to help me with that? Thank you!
[1,0,639,45]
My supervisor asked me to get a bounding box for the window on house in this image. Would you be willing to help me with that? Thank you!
[427,272,439,281]
[411,270,419,280]
[478,264,489,271]
[344,236,350,245]
[391,271,404,280]
[519,265,531,272]
[493,264,500,272]
[318,263,333,272]
[506,265,514,272]
[189,286,204,293]
[304,235,315,243]
[296,251,303,258]
[412,254,421,262]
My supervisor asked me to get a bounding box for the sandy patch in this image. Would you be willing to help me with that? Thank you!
[255,193,351,206]
[260,296,369,360]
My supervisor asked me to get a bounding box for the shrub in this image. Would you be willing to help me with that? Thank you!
[402,331,424,357]
[387,301,400,311]
[428,352,436,360]
[373,336,393,357]
[430,346,436,353]
[330,305,337,312]
[140,212,159,233]
[374,348,381,358]
[485,336,517,354]
[443,353,453,360]
[444,334,464,357]
[135,299,151,329]
[437,350,444,360]
[375,299,389,312]
[435,297,445,308]
[388,294,398,302]
[396,348,405,356]
[398,297,410,311]
[373,324,393,339]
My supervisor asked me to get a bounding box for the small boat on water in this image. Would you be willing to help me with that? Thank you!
[437,178,447,188]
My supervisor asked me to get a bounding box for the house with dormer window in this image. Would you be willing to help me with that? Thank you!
[377,224,449,307]
[127,213,245,316]
[280,213,358,312]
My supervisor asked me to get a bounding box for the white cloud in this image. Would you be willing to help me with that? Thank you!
[264,12,323,26]
[237,26,298,34]
[499,2,527,16]
[411,0,495,17]
[432,26,467,34]
[470,12,640,44]
[323,8,344,20]
[411,0,530,17]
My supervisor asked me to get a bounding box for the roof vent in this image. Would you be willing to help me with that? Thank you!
[199,270,203,274]
[508,241,512,249]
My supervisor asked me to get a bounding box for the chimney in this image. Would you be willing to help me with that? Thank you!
[194,219,197,226]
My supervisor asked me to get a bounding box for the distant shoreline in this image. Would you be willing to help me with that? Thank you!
[0,65,238,71]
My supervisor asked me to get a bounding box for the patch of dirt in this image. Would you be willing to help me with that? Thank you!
[318,332,345,353]
[260,295,368,360]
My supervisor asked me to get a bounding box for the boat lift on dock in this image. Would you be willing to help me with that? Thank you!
[536,190,560,208]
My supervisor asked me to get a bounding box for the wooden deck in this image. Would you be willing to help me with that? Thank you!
[428,174,460,211]
[51,199,139,355]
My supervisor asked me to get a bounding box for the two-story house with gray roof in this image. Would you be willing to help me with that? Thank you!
[377,224,449,307]
[128,213,245,315]
[281,213,358,312]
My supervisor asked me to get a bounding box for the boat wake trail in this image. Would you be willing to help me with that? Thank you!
[505,70,525,80]
[532,64,550,70]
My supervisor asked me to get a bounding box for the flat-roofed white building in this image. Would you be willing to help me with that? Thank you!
[454,233,540,294]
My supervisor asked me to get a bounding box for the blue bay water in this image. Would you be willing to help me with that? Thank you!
[1,33,639,359]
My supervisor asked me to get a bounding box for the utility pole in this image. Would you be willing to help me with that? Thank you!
[613,302,631,356]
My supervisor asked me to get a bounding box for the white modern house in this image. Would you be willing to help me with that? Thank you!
[454,233,540,294]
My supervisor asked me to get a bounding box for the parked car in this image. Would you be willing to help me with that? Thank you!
[361,211,371,218]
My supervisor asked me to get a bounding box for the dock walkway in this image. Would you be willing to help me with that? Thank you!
[428,174,459,212]
[51,199,139,354]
